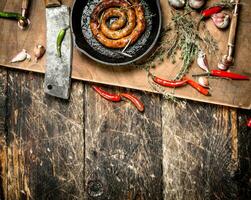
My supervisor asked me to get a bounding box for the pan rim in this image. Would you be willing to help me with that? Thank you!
[71,0,162,66]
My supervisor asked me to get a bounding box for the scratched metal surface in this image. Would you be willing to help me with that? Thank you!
[44,5,72,99]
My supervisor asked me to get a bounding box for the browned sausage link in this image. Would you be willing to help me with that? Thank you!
[90,0,146,49]
[100,8,136,39]
[104,8,127,31]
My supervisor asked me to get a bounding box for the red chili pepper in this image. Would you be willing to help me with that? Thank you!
[121,93,144,112]
[186,79,210,96]
[92,85,121,102]
[210,70,250,80]
[152,75,188,88]
[201,6,223,18]
[247,118,251,128]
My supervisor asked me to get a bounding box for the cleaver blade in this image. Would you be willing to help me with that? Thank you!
[44,0,72,99]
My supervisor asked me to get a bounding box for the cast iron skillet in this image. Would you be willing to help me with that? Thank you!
[71,0,162,66]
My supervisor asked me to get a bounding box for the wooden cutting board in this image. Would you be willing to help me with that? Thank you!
[0,0,250,109]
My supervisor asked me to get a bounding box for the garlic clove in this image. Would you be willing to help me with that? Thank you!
[197,51,209,72]
[218,62,228,71]
[26,53,32,61]
[198,77,209,88]
[189,0,206,10]
[168,0,186,9]
[211,13,230,29]
[34,44,46,62]
[10,49,27,63]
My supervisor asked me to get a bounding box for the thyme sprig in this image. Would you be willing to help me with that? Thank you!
[171,11,200,80]
[135,6,222,101]
[214,0,235,9]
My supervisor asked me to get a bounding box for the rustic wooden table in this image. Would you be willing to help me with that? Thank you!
[0,68,250,200]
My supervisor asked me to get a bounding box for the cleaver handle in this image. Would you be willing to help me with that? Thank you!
[44,0,62,8]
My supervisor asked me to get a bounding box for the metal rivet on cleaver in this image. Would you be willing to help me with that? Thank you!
[44,0,72,99]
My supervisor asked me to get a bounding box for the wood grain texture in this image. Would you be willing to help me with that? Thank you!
[0,69,7,134]
[3,70,85,199]
[0,0,250,109]
[235,109,251,199]
[0,68,8,200]
[0,68,251,199]
[162,100,239,200]
[84,85,163,200]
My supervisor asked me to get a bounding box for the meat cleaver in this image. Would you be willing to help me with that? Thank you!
[43,0,72,99]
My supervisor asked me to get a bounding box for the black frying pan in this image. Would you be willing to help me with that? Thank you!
[71,0,162,66]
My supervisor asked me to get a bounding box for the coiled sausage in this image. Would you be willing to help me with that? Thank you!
[90,0,146,49]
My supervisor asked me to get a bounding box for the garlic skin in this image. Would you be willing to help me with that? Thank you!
[211,13,230,29]
[218,62,228,71]
[34,45,46,62]
[189,0,206,9]
[168,0,186,9]
[11,49,27,63]
[197,51,209,72]
[198,77,209,88]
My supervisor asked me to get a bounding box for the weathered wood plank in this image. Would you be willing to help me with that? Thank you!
[84,85,163,200]
[162,100,238,200]
[4,70,85,200]
[235,109,251,199]
[0,69,7,134]
[0,68,8,200]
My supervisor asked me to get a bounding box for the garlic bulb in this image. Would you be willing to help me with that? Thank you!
[211,13,230,29]
[10,49,27,63]
[197,51,209,72]
[198,77,209,88]
[168,0,186,9]
[189,0,206,9]
[34,44,46,62]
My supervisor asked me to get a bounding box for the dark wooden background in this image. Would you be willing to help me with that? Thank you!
[0,67,250,200]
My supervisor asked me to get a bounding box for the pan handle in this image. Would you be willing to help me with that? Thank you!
[155,0,161,12]
[155,0,162,20]
[155,0,161,4]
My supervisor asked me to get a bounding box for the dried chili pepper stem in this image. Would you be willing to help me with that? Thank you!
[121,93,144,112]
[151,74,188,88]
[57,27,69,57]
[92,86,121,102]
